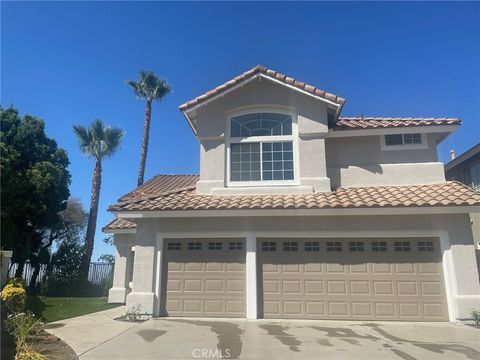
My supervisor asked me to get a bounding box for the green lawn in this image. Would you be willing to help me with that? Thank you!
[26,296,121,323]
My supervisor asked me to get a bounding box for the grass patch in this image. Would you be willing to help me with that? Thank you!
[26,296,120,323]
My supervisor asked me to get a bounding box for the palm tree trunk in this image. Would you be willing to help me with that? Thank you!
[80,159,102,279]
[137,99,152,186]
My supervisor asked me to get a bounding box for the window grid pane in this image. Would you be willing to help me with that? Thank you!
[230,143,261,182]
[262,142,294,181]
[305,241,320,252]
[349,241,364,252]
[283,241,298,252]
[229,242,243,250]
[188,242,202,250]
[372,241,387,252]
[394,241,410,252]
[231,113,292,137]
[418,241,434,251]
[327,241,342,252]
[262,241,276,252]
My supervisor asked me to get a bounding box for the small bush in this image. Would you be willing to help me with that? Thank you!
[472,308,480,328]
[5,277,26,289]
[15,346,47,360]
[5,312,43,351]
[117,304,147,322]
[41,276,104,297]
[1,283,27,315]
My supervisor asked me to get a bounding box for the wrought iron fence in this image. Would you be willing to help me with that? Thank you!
[7,261,114,285]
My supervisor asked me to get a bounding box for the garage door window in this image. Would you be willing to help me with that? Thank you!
[395,241,410,252]
[349,241,364,252]
[283,241,298,251]
[229,242,243,250]
[262,242,276,252]
[418,241,434,251]
[188,242,202,250]
[208,242,222,250]
[327,241,342,252]
[167,242,181,251]
[305,241,320,252]
[372,241,387,252]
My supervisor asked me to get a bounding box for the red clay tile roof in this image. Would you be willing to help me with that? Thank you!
[119,174,198,202]
[335,117,461,130]
[102,218,136,231]
[179,65,346,112]
[109,179,480,213]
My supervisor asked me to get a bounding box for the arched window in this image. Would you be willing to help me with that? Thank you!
[228,111,296,183]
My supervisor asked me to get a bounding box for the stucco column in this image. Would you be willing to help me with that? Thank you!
[108,234,134,303]
[126,221,157,315]
[1,250,13,287]
[246,233,258,319]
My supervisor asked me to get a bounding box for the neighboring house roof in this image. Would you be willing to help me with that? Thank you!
[444,143,480,172]
[108,176,480,213]
[179,64,346,112]
[102,217,136,231]
[335,117,461,130]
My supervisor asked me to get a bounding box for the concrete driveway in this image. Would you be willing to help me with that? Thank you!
[45,308,480,360]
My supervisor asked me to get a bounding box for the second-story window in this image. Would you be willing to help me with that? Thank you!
[385,133,422,146]
[229,112,295,183]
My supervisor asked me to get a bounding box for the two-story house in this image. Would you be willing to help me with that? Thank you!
[104,65,480,322]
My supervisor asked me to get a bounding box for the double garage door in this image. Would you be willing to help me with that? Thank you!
[260,238,448,321]
[164,237,448,321]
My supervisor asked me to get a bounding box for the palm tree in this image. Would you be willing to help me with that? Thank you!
[126,70,171,186]
[73,120,124,279]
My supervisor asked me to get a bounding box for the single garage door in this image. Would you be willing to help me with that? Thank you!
[164,239,245,317]
[260,238,448,321]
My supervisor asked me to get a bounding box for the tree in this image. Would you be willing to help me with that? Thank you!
[73,120,124,279]
[0,106,71,277]
[126,70,171,186]
[28,198,88,290]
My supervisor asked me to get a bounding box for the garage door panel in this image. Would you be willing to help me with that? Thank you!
[165,238,245,318]
[260,238,448,321]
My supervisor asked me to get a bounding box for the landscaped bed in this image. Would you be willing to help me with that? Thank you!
[1,295,120,360]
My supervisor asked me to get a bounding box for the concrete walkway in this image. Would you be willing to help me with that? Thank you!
[45,309,480,360]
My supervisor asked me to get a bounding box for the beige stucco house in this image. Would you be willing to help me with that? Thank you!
[104,65,480,322]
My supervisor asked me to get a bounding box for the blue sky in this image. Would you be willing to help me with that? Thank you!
[2,2,479,259]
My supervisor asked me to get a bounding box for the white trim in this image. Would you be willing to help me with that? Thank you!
[225,107,301,187]
[153,229,457,322]
[114,206,480,219]
[245,233,258,319]
[182,73,341,115]
[154,234,164,317]
[327,125,459,139]
[103,228,136,234]
[380,133,428,151]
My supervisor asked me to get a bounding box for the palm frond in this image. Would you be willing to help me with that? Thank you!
[127,70,171,102]
[73,120,124,160]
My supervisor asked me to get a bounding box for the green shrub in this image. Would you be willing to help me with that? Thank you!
[1,283,26,314]
[472,308,480,328]
[5,277,26,289]
[41,276,104,297]
[5,311,44,356]
[101,271,113,296]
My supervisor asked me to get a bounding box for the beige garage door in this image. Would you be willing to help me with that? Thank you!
[165,239,245,317]
[260,238,448,321]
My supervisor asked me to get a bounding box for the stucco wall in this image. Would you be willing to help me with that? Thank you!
[326,134,446,188]
[125,213,479,319]
[193,78,331,194]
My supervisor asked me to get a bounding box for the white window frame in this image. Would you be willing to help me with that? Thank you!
[380,133,428,151]
[225,106,300,187]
